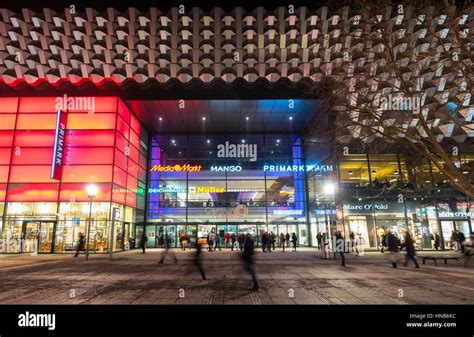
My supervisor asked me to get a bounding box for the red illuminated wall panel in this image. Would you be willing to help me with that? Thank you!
[117,99,131,124]
[0,114,17,130]
[65,130,115,147]
[113,166,127,187]
[59,183,112,202]
[0,131,14,146]
[0,97,19,113]
[9,165,56,183]
[0,148,12,164]
[7,183,59,202]
[116,115,130,139]
[13,130,56,147]
[0,166,9,183]
[18,97,58,113]
[0,184,6,201]
[61,165,113,183]
[16,114,56,130]
[114,149,128,171]
[66,147,114,165]
[0,97,144,208]
[67,113,116,130]
[10,148,53,165]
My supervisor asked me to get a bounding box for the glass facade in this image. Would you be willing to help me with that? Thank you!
[145,133,319,247]
[0,97,147,253]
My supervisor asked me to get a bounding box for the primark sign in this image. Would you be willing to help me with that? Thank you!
[263,164,333,173]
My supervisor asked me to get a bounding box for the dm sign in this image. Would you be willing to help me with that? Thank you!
[50,109,67,180]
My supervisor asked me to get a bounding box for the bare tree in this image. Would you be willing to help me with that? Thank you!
[307,1,474,198]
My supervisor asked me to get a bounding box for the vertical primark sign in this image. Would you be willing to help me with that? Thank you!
[50,109,67,180]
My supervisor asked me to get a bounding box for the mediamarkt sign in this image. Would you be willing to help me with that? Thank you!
[50,109,67,180]
[150,164,202,172]
[217,141,257,162]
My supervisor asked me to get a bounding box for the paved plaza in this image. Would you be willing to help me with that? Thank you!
[0,248,472,305]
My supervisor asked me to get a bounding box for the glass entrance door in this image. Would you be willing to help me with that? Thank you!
[23,221,54,253]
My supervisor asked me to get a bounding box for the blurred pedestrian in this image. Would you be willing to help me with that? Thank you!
[334,231,345,266]
[280,233,285,252]
[194,241,207,284]
[316,232,322,250]
[400,232,420,268]
[214,232,222,251]
[291,232,297,251]
[261,232,268,252]
[225,233,231,248]
[387,231,401,268]
[74,232,85,257]
[159,233,177,264]
[231,233,236,251]
[285,233,290,247]
[139,233,148,254]
[242,234,259,291]
[270,232,276,251]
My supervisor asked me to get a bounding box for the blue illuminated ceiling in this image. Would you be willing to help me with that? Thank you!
[127,99,321,134]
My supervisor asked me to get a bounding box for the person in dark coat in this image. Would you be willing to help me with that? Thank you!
[316,232,322,250]
[139,234,148,254]
[458,231,466,253]
[387,231,401,268]
[400,231,420,268]
[433,232,441,250]
[237,234,244,251]
[380,232,387,253]
[194,241,207,283]
[334,231,345,266]
[242,234,259,291]
[230,233,236,251]
[261,232,268,252]
[291,233,297,251]
[285,233,290,247]
[74,232,85,257]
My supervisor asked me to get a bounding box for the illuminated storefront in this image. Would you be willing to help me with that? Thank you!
[0,97,147,253]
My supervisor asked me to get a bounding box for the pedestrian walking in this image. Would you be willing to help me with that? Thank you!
[463,233,473,266]
[214,232,222,251]
[434,233,441,250]
[400,231,420,268]
[270,232,276,251]
[237,233,244,251]
[458,231,466,253]
[280,233,285,252]
[159,234,165,248]
[261,232,268,252]
[159,234,178,264]
[231,233,236,251]
[194,241,207,283]
[208,231,215,252]
[291,232,297,251]
[380,232,387,253]
[316,232,322,250]
[242,234,259,291]
[74,232,85,257]
[285,233,290,247]
[334,231,346,266]
[139,233,148,254]
[386,231,401,268]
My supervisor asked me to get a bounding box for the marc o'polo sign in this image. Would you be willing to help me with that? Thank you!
[51,109,67,180]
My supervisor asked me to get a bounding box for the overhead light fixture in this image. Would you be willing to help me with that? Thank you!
[393,170,398,174]
[246,116,249,121]
[276,139,280,143]
[202,117,206,121]
[207,139,210,144]
[289,116,293,120]
[158,117,163,121]
[462,170,468,174]
[348,170,353,175]
[241,139,245,143]
[425,180,431,183]
[372,170,376,174]
[358,198,362,201]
